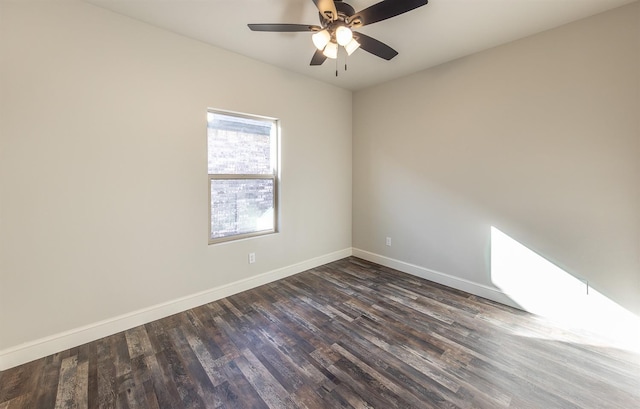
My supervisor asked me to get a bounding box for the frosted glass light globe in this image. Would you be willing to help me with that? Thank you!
[335,26,353,46]
[345,38,360,55]
[323,42,338,59]
[312,30,331,50]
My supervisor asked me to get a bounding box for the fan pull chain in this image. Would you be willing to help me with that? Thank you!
[335,50,348,77]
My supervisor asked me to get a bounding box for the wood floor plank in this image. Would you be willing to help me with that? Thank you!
[235,349,297,409]
[156,342,205,409]
[53,356,78,409]
[219,359,269,409]
[167,327,219,409]
[143,354,183,409]
[74,360,89,409]
[2,257,639,409]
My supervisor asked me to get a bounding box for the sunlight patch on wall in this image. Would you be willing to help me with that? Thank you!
[490,226,640,352]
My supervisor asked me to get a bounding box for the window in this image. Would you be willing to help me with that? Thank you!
[207,110,278,244]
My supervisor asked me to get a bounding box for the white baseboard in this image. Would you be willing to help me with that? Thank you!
[1,248,519,371]
[0,248,353,371]
[352,248,520,310]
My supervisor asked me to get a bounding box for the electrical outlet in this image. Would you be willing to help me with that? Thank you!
[386,237,391,246]
[248,253,256,264]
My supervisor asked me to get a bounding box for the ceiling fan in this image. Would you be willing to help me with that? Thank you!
[248,0,428,67]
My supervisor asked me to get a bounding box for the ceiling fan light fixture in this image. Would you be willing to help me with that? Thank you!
[323,41,338,59]
[345,38,360,55]
[335,26,353,46]
[312,29,331,50]
[248,0,429,68]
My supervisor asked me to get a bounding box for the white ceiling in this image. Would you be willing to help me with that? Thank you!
[85,0,637,91]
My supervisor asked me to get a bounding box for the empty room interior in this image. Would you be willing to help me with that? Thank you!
[1,0,639,408]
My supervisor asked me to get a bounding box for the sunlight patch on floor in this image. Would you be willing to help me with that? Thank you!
[490,226,640,352]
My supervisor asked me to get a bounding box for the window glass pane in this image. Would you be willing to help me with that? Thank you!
[210,178,274,239]
[207,112,275,174]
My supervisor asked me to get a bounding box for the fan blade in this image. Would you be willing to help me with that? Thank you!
[349,0,428,27]
[248,23,320,32]
[312,0,338,21]
[353,32,398,60]
[310,49,328,66]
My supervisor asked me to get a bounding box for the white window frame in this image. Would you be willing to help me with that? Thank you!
[207,109,279,244]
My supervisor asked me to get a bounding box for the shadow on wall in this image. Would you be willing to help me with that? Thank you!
[490,226,640,353]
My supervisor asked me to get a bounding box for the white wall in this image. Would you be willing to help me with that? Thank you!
[353,3,640,316]
[0,0,352,366]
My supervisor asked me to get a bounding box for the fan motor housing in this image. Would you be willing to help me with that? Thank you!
[319,0,356,26]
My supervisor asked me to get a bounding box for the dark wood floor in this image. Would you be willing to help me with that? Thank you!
[1,257,639,408]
